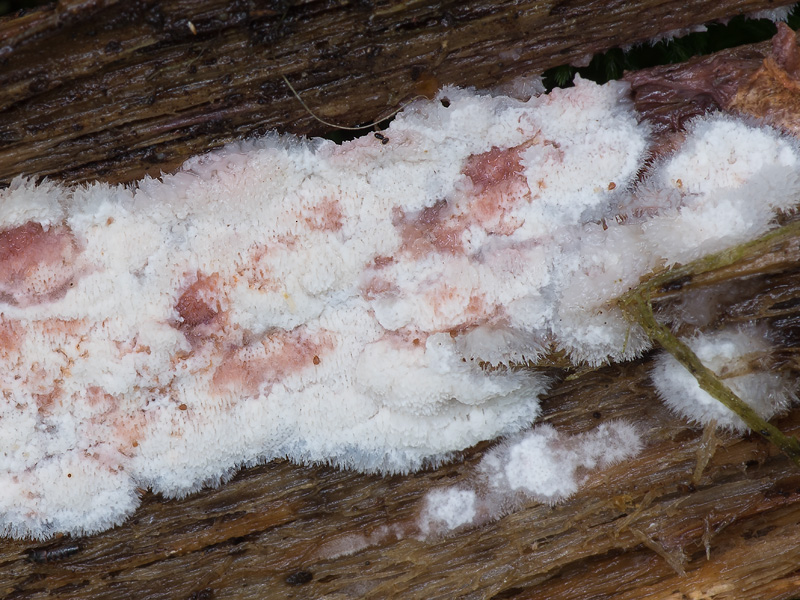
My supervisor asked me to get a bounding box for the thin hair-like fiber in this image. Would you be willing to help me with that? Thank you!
[282,74,426,132]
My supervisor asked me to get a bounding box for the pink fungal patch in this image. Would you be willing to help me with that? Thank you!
[0,319,23,356]
[33,388,60,414]
[0,222,80,305]
[213,328,334,397]
[240,242,291,294]
[175,272,222,331]
[361,275,398,301]
[425,284,494,330]
[381,328,430,350]
[89,393,146,452]
[463,146,526,191]
[464,294,489,323]
[397,201,466,257]
[304,197,344,232]
[462,145,531,235]
[85,386,116,412]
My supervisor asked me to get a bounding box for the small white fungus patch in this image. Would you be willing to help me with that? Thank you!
[652,327,797,431]
[418,488,478,536]
[417,421,642,537]
[481,421,643,504]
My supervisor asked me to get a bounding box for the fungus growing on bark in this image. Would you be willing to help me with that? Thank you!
[1,75,798,539]
[652,327,796,431]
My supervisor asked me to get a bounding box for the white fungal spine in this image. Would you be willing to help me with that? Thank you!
[0,76,798,539]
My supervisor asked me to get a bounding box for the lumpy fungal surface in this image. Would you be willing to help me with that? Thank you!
[1,76,798,539]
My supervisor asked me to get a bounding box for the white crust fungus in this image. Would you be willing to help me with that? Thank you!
[1,76,798,539]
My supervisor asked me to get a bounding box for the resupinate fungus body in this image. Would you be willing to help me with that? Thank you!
[0,76,798,539]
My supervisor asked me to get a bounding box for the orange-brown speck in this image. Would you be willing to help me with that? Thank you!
[608,182,616,191]
[372,255,394,268]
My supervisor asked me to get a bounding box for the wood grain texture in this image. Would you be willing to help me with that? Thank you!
[0,0,789,185]
[2,2,800,600]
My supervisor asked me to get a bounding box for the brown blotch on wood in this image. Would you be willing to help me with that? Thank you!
[411,69,440,99]
[729,23,800,137]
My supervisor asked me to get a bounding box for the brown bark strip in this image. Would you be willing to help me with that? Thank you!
[0,0,789,185]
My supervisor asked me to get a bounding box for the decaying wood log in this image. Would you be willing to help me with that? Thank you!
[0,0,790,185]
[2,2,800,600]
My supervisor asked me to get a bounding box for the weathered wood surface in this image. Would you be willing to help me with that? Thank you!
[0,0,789,186]
[2,2,800,600]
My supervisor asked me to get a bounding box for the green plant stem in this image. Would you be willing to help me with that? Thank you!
[622,293,800,467]
[617,218,800,466]
[640,219,800,297]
